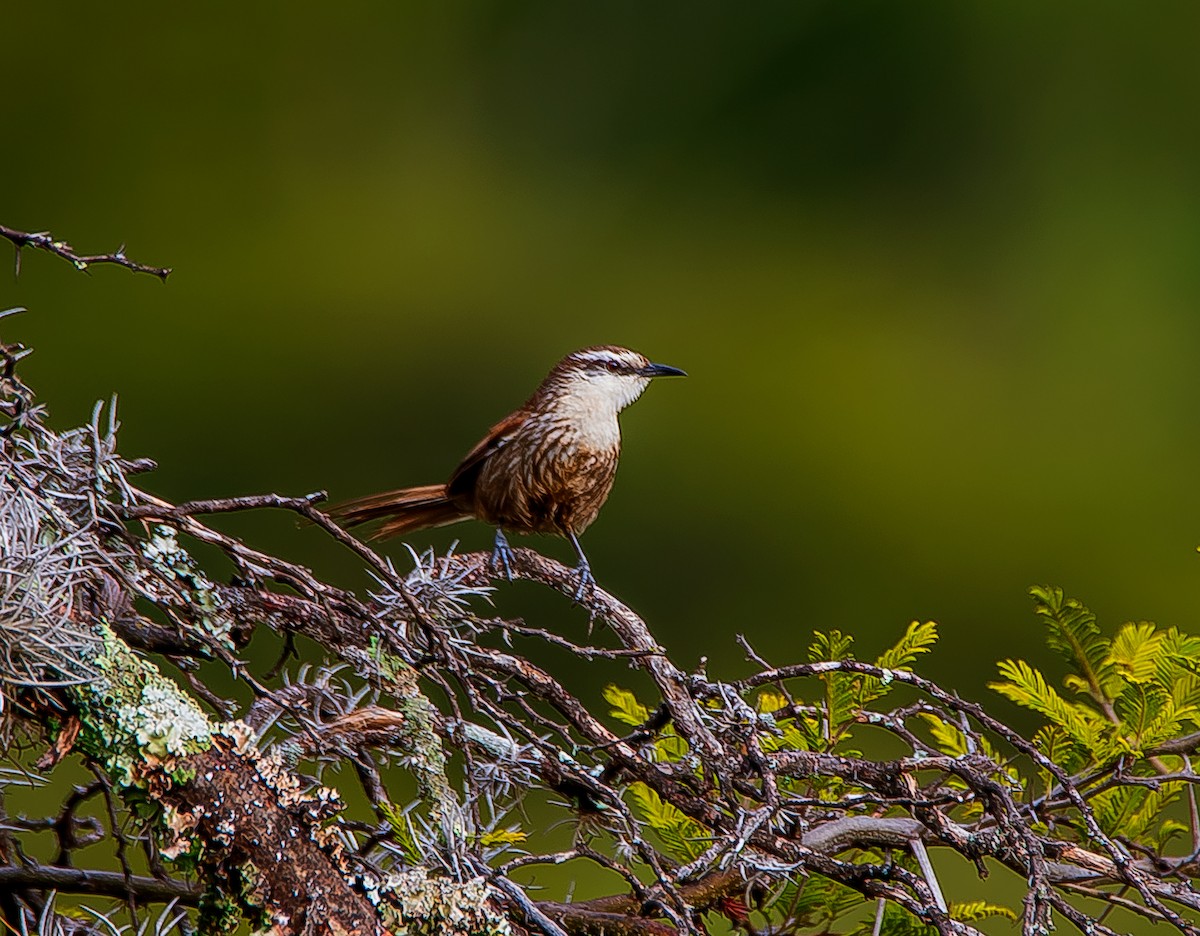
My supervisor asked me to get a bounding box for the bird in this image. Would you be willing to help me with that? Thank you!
[334,345,686,597]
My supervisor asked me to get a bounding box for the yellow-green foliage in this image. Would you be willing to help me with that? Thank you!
[768,875,863,932]
[627,782,711,863]
[991,587,1200,764]
[809,620,938,749]
[607,594,1200,934]
[379,800,424,866]
[603,683,688,762]
[988,585,1200,843]
[854,900,1017,936]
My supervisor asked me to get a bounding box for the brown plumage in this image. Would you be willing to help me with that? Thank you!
[334,346,686,593]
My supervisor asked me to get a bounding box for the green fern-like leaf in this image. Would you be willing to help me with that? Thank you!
[950,900,1018,923]
[653,728,689,763]
[876,620,939,671]
[1091,783,1184,845]
[859,620,938,706]
[756,689,789,713]
[1125,783,1182,843]
[479,827,528,847]
[628,782,710,862]
[1160,629,1200,712]
[1030,585,1120,702]
[920,712,970,757]
[918,712,1018,801]
[1108,622,1164,685]
[1139,696,1200,751]
[857,898,1017,936]
[1032,724,1087,789]
[1114,681,1171,750]
[1155,818,1189,851]
[809,629,854,664]
[775,875,863,930]
[809,630,857,743]
[379,800,423,865]
[990,659,1107,755]
[603,684,690,761]
[760,720,812,753]
[603,684,649,726]
[1092,786,1143,839]
[858,902,934,936]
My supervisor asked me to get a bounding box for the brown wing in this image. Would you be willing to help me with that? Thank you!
[446,408,530,505]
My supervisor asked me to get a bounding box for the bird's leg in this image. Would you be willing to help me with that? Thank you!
[566,530,594,602]
[490,527,515,581]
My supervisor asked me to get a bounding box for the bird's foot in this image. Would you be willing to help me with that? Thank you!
[490,529,515,581]
[572,559,595,603]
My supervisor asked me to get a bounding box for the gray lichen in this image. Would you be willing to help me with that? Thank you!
[140,524,236,650]
[365,869,511,936]
[72,624,213,784]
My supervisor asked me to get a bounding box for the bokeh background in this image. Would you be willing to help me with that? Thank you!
[5,2,1200,926]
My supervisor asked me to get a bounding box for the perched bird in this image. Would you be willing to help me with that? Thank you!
[335,346,686,596]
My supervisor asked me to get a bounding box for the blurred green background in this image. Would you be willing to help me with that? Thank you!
[6,3,1200,745]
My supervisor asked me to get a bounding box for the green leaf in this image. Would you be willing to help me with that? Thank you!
[760,720,812,753]
[480,827,528,847]
[809,629,855,665]
[918,713,1019,798]
[379,800,423,865]
[756,689,789,713]
[860,620,938,706]
[1092,787,1140,839]
[1160,629,1200,712]
[1032,724,1086,786]
[603,684,649,726]
[1108,622,1164,685]
[919,713,969,757]
[990,659,1106,754]
[1114,682,1169,749]
[1156,818,1189,851]
[809,630,857,744]
[877,620,939,672]
[1125,783,1182,843]
[653,728,689,763]
[773,875,863,930]
[1030,585,1120,702]
[628,782,710,862]
[856,899,1017,936]
[950,900,1018,923]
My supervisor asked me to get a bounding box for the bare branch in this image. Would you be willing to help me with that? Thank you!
[1,223,172,280]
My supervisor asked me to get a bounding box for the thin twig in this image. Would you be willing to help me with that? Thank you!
[1,223,171,280]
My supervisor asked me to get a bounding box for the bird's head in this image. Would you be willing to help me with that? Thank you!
[541,346,686,414]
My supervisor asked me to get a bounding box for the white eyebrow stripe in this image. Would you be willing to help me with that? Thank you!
[572,350,636,367]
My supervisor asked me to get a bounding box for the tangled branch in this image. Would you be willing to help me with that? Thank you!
[2,322,1199,936]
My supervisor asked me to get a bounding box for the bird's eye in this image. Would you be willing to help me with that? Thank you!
[604,360,620,373]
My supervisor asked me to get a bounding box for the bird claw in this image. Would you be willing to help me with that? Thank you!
[490,529,515,581]
[572,561,595,603]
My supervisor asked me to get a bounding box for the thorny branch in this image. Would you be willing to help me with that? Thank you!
[2,324,1200,936]
[1,223,171,280]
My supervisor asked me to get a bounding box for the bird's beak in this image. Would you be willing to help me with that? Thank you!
[640,362,687,378]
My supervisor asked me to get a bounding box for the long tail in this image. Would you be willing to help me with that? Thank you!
[332,484,471,540]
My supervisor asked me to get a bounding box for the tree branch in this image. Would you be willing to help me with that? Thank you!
[1,222,172,279]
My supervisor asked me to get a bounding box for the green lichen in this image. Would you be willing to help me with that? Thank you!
[141,524,235,649]
[70,623,213,785]
[366,869,511,936]
[366,637,459,834]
